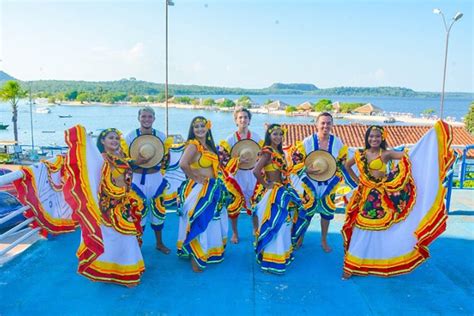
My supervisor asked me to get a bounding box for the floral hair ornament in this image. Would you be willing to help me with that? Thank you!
[193,118,212,129]
[369,126,387,141]
[99,127,121,140]
[97,128,128,155]
[267,125,286,136]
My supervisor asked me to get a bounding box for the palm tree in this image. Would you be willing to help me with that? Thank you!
[0,80,27,142]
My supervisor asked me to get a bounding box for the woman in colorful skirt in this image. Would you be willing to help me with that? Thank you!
[252,124,303,274]
[177,116,228,273]
[342,121,454,279]
[65,126,145,287]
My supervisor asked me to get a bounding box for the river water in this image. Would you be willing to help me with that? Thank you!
[0,94,471,147]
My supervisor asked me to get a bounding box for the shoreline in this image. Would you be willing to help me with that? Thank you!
[41,100,465,127]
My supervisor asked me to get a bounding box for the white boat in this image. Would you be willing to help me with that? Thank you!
[35,107,51,114]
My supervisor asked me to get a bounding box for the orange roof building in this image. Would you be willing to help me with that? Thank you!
[281,123,474,158]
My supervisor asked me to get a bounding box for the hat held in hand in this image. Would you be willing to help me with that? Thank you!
[304,150,337,182]
[129,135,164,168]
[230,139,261,170]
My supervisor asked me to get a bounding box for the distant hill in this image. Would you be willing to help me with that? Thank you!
[267,83,318,92]
[312,86,418,97]
[0,73,471,98]
[0,71,16,82]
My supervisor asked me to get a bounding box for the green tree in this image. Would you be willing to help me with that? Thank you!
[76,92,90,103]
[285,105,297,113]
[465,103,474,134]
[48,96,56,104]
[219,99,235,108]
[339,102,363,113]
[64,90,78,101]
[237,95,252,107]
[146,96,157,103]
[203,98,215,106]
[55,92,66,102]
[156,92,173,102]
[131,95,147,103]
[0,81,27,142]
[264,99,274,105]
[175,96,192,104]
[100,93,115,104]
[422,108,435,116]
[313,99,333,112]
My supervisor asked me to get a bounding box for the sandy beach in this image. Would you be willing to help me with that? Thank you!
[50,100,465,127]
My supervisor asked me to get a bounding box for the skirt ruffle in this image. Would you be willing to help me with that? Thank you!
[176,178,228,269]
[254,183,301,274]
[342,121,455,277]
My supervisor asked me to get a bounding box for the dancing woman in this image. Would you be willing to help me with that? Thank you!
[252,124,303,274]
[342,122,455,279]
[177,116,228,272]
[65,126,145,287]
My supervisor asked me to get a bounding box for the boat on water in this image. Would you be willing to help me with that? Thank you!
[35,107,51,114]
[0,123,9,130]
[58,115,72,118]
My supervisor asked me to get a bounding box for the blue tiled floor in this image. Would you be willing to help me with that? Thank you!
[1,209,473,315]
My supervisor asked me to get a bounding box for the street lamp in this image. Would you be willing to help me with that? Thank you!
[165,0,174,137]
[433,8,463,119]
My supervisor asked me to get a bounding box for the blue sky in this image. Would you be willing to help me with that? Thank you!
[0,0,472,92]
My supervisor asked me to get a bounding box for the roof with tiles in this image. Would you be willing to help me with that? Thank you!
[281,122,474,157]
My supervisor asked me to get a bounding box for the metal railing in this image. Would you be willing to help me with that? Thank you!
[0,170,41,258]
[0,144,67,164]
[459,145,474,189]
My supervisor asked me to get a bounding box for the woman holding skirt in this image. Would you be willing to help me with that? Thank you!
[65,126,145,287]
[342,121,455,279]
[177,116,228,272]
[252,124,303,274]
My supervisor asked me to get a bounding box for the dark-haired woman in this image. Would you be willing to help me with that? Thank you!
[252,124,303,274]
[342,122,454,279]
[177,116,228,272]
[65,126,145,287]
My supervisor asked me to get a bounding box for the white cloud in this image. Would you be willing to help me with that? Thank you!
[126,42,145,60]
[91,46,108,53]
[89,42,145,63]
[192,61,204,73]
[373,68,385,81]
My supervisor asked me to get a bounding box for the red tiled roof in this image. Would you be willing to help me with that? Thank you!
[282,123,474,158]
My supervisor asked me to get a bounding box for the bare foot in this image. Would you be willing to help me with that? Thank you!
[231,233,239,244]
[321,240,332,253]
[125,283,139,288]
[191,259,203,273]
[342,271,352,280]
[156,244,171,255]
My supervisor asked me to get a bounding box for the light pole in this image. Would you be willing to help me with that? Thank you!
[433,8,463,120]
[165,0,174,137]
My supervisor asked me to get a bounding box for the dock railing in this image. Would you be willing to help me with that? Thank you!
[459,145,474,189]
[0,169,41,258]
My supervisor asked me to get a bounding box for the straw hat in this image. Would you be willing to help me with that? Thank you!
[129,135,164,168]
[230,139,261,170]
[304,150,337,182]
